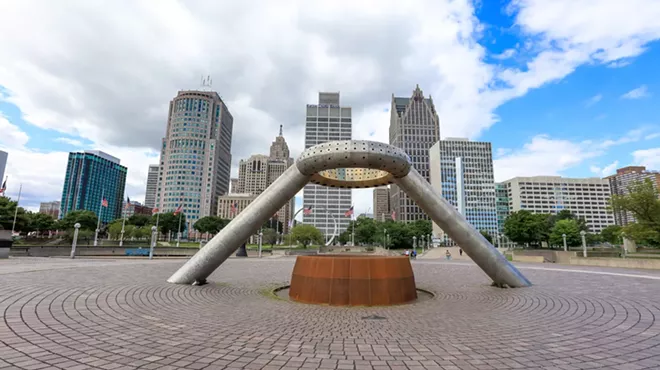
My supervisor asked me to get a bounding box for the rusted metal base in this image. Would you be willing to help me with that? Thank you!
[289,255,417,306]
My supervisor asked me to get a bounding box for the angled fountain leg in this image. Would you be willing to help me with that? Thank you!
[168,165,311,285]
[394,168,531,288]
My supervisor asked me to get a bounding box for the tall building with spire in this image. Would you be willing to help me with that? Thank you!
[228,126,295,233]
[155,90,234,234]
[303,92,353,240]
[388,85,440,222]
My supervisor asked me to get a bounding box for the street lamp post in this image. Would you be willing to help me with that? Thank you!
[149,226,157,260]
[70,223,81,259]
[258,231,263,258]
[383,228,387,249]
[428,234,432,248]
[580,230,587,257]
[621,231,627,258]
[413,236,417,254]
[562,233,567,252]
[421,235,426,252]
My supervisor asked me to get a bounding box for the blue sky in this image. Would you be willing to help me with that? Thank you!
[1,0,659,215]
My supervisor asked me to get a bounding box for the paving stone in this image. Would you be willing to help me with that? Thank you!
[1,257,659,370]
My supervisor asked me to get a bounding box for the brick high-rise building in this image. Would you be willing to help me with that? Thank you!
[233,126,295,233]
[606,166,660,225]
[389,85,440,222]
[303,92,352,239]
[155,90,234,235]
[39,201,61,219]
[373,187,390,222]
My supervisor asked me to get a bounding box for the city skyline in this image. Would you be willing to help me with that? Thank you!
[1,0,660,218]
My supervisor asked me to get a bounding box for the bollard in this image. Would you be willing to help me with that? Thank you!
[71,223,81,259]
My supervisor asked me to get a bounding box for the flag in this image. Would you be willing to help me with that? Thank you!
[288,219,294,229]
[344,206,354,218]
[173,205,183,216]
[101,198,108,207]
[152,207,159,215]
[273,212,279,218]
[0,179,5,195]
[230,202,238,214]
[125,196,131,209]
[391,210,396,221]
[303,206,313,215]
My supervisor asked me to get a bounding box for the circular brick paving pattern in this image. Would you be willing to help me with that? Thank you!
[1,258,659,370]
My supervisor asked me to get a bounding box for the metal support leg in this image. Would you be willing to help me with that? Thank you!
[167,165,311,284]
[394,168,531,288]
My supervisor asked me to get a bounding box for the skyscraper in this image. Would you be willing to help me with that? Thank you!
[155,90,234,233]
[302,92,352,239]
[60,150,127,224]
[39,201,61,219]
[389,85,440,222]
[233,126,295,232]
[0,150,7,184]
[606,166,660,225]
[144,164,158,209]
[429,138,498,245]
[373,187,390,222]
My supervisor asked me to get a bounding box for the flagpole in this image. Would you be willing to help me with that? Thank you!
[351,205,355,247]
[176,210,182,247]
[119,202,127,247]
[94,188,104,246]
[11,183,22,235]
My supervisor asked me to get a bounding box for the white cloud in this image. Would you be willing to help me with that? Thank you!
[54,137,85,147]
[0,0,660,217]
[621,85,650,99]
[494,127,656,182]
[584,93,602,107]
[494,135,603,182]
[0,115,29,148]
[632,147,660,170]
[492,48,516,60]
[590,160,619,177]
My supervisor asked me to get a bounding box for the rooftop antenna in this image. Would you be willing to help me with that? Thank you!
[201,75,212,91]
[279,124,283,136]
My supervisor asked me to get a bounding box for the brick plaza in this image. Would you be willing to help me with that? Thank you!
[1,257,659,370]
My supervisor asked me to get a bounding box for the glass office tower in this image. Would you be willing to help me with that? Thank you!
[60,150,127,224]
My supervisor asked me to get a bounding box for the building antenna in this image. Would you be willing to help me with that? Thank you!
[279,124,283,136]
[200,75,213,91]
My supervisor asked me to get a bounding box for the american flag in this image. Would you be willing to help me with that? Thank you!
[173,205,183,215]
[272,212,279,218]
[152,207,159,215]
[230,202,238,214]
[391,210,396,221]
[344,206,354,218]
[0,178,6,195]
[302,206,313,215]
[125,196,131,209]
[101,198,108,207]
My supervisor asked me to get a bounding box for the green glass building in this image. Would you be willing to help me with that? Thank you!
[60,150,127,224]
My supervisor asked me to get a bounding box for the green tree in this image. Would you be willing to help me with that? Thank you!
[408,219,432,238]
[262,228,277,245]
[600,225,623,244]
[290,224,323,247]
[59,210,98,231]
[503,210,545,246]
[156,212,187,237]
[194,216,227,234]
[610,179,660,246]
[353,216,379,245]
[27,212,56,234]
[479,230,493,243]
[0,197,29,232]
[549,219,581,247]
[128,214,151,227]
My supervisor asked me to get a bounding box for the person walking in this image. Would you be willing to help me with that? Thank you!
[445,250,452,260]
[459,248,463,256]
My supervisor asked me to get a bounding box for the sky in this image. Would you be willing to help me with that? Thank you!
[1,0,660,218]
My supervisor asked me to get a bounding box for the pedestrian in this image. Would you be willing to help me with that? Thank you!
[411,250,417,259]
[459,248,463,256]
[405,250,410,257]
[445,250,452,260]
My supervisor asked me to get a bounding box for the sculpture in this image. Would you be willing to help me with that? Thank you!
[168,140,531,288]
